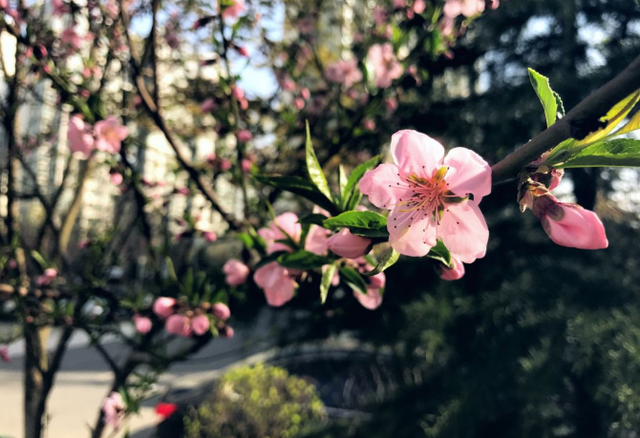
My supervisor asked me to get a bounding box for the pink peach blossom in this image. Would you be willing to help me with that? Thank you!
[191,315,210,336]
[153,297,176,319]
[241,158,253,172]
[367,43,403,88]
[237,129,252,143]
[67,115,95,159]
[165,314,192,337]
[253,262,297,307]
[102,392,126,430]
[363,118,376,131]
[0,346,10,363]
[200,98,215,112]
[202,231,217,242]
[258,212,302,254]
[110,172,123,186]
[443,0,484,18]
[325,59,363,89]
[212,303,231,320]
[221,0,245,20]
[133,314,152,334]
[413,0,426,13]
[353,286,383,310]
[223,259,250,286]
[95,116,128,153]
[326,229,372,259]
[220,159,232,171]
[436,256,465,280]
[305,225,331,256]
[37,268,58,286]
[60,27,84,50]
[532,195,608,250]
[359,130,491,263]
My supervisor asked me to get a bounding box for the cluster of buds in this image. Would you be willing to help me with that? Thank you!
[131,298,233,338]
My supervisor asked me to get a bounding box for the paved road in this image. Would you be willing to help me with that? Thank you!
[0,313,274,438]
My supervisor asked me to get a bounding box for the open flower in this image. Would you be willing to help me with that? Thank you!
[253,262,298,307]
[223,259,250,285]
[95,116,128,153]
[325,59,363,88]
[258,212,302,254]
[443,0,485,18]
[359,130,491,262]
[367,43,403,88]
[102,392,126,430]
[67,115,95,159]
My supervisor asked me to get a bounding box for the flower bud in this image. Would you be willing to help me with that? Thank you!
[133,314,152,334]
[165,314,192,337]
[223,259,250,286]
[326,229,372,259]
[220,325,234,338]
[212,303,231,321]
[191,315,210,336]
[236,129,253,143]
[436,256,465,281]
[153,297,176,319]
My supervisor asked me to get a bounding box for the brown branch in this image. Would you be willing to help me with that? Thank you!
[491,53,640,182]
[119,6,243,231]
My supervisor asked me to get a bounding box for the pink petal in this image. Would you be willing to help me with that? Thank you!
[443,0,462,18]
[388,207,437,257]
[545,204,608,250]
[438,202,489,263]
[359,163,412,210]
[443,147,492,202]
[390,130,445,177]
[353,288,383,310]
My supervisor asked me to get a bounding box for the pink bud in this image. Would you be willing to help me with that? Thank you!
[175,187,190,196]
[548,169,564,191]
[294,98,305,110]
[301,88,311,100]
[533,195,608,250]
[153,297,176,319]
[133,314,152,334]
[413,0,426,13]
[200,98,215,113]
[326,229,372,259]
[236,46,249,57]
[203,231,217,242]
[191,315,210,336]
[363,118,376,131]
[236,129,253,143]
[223,259,250,286]
[436,256,465,281]
[220,325,234,338]
[0,346,10,363]
[241,158,253,172]
[212,303,231,321]
[165,314,192,337]
[110,172,123,186]
[220,159,232,171]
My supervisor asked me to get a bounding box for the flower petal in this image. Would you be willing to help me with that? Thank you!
[388,207,437,257]
[438,202,489,263]
[359,163,413,210]
[443,147,491,202]
[390,130,445,177]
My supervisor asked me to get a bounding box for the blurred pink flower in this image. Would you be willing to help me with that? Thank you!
[363,118,376,131]
[220,159,232,171]
[368,43,403,88]
[223,259,250,286]
[212,303,231,320]
[413,0,426,13]
[95,116,128,153]
[359,130,491,262]
[0,346,11,363]
[102,392,126,430]
[61,27,83,50]
[327,229,372,259]
[133,314,152,334]
[191,315,210,336]
[237,129,253,143]
[373,6,387,25]
[254,262,297,307]
[241,158,253,172]
[325,59,363,89]
[200,98,215,113]
[220,325,234,338]
[110,172,123,186]
[294,98,305,110]
[221,0,245,20]
[67,115,95,159]
[153,297,176,319]
[436,256,465,280]
[202,231,217,242]
[258,212,301,254]
[37,268,58,287]
[165,314,192,337]
[444,0,485,18]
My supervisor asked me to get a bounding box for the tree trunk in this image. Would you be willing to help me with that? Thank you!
[24,326,50,438]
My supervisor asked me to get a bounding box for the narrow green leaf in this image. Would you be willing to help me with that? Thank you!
[339,266,368,295]
[578,89,640,145]
[237,232,254,249]
[305,121,333,201]
[426,240,452,267]
[253,174,337,214]
[165,257,178,281]
[277,250,330,270]
[339,165,348,197]
[343,155,382,211]
[323,211,389,238]
[528,68,560,128]
[558,138,640,168]
[363,246,400,276]
[298,213,328,226]
[30,251,48,270]
[320,262,338,304]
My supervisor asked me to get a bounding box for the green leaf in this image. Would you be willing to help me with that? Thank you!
[305,121,333,201]
[342,155,382,211]
[165,257,178,282]
[254,251,288,270]
[323,211,389,238]
[528,68,561,128]
[363,246,400,276]
[320,262,338,304]
[298,213,328,226]
[578,89,640,145]
[426,240,452,267]
[339,165,348,197]
[558,138,640,168]
[277,250,330,270]
[30,251,48,270]
[339,266,368,295]
[253,174,336,214]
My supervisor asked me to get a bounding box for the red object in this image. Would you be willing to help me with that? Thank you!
[155,402,178,419]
